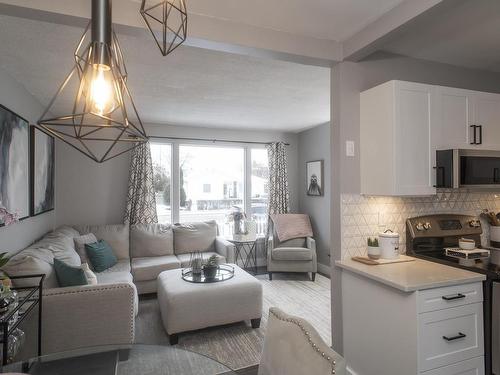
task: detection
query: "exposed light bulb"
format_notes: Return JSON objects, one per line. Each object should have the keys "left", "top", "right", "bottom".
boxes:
{"left": 88, "top": 64, "right": 117, "bottom": 116}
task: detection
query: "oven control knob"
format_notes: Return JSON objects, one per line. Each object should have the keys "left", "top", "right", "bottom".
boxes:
{"left": 416, "top": 222, "right": 425, "bottom": 231}
{"left": 469, "top": 219, "right": 481, "bottom": 228}
{"left": 423, "top": 222, "right": 432, "bottom": 230}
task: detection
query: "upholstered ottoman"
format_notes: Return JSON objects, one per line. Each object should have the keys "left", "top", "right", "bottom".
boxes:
{"left": 157, "top": 264, "right": 263, "bottom": 344}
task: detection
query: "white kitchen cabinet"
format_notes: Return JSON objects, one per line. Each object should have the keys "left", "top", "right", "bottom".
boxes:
{"left": 472, "top": 92, "right": 500, "bottom": 149}
{"left": 360, "top": 80, "right": 437, "bottom": 196}
{"left": 434, "top": 86, "right": 473, "bottom": 149}
{"left": 341, "top": 270, "right": 484, "bottom": 375}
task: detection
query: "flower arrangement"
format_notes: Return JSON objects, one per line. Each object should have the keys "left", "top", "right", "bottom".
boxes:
{"left": 227, "top": 206, "right": 246, "bottom": 222}
{"left": 0, "top": 205, "right": 18, "bottom": 226}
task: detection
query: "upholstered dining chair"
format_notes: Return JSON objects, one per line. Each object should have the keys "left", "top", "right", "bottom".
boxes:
{"left": 258, "top": 307, "right": 345, "bottom": 375}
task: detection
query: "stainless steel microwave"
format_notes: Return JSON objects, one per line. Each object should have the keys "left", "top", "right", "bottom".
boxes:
{"left": 436, "top": 149, "right": 500, "bottom": 188}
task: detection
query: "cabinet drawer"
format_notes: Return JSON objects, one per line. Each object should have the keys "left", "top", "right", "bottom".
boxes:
{"left": 418, "top": 282, "right": 483, "bottom": 313}
{"left": 419, "top": 303, "right": 483, "bottom": 372}
{"left": 420, "top": 356, "right": 484, "bottom": 375}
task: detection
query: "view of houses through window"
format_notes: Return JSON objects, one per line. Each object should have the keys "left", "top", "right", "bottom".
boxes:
{"left": 151, "top": 143, "right": 269, "bottom": 235}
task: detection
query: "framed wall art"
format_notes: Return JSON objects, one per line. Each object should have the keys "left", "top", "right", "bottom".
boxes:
{"left": 0, "top": 104, "right": 30, "bottom": 225}
{"left": 30, "top": 126, "right": 55, "bottom": 216}
{"left": 306, "top": 160, "right": 324, "bottom": 197}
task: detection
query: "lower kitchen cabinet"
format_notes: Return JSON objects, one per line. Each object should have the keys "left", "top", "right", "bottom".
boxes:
{"left": 341, "top": 270, "right": 484, "bottom": 375}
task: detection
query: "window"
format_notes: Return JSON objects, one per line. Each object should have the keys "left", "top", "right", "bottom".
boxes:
{"left": 179, "top": 145, "right": 244, "bottom": 229}
{"left": 151, "top": 143, "right": 172, "bottom": 224}
{"left": 251, "top": 148, "right": 269, "bottom": 235}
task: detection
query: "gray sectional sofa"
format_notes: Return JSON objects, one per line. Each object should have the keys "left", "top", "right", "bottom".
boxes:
{"left": 5, "top": 220, "right": 235, "bottom": 355}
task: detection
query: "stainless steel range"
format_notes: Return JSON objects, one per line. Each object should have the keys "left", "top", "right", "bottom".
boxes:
{"left": 406, "top": 214, "right": 500, "bottom": 375}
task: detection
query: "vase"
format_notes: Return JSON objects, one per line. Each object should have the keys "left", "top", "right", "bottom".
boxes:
{"left": 234, "top": 218, "right": 242, "bottom": 235}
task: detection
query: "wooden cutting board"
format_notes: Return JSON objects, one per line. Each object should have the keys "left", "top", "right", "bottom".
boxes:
{"left": 352, "top": 255, "right": 416, "bottom": 265}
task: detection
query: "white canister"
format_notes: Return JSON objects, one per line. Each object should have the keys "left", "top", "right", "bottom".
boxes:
{"left": 379, "top": 230, "right": 400, "bottom": 259}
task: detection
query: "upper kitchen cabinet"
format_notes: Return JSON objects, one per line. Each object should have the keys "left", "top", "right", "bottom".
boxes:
{"left": 435, "top": 87, "right": 500, "bottom": 150}
{"left": 360, "top": 80, "right": 437, "bottom": 196}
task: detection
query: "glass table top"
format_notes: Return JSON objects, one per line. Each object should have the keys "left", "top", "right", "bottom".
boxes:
{"left": 3, "top": 344, "right": 237, "bottom": 375}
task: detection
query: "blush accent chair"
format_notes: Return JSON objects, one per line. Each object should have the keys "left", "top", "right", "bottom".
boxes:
{"left": 267, "top": 222, "right": 317, "bottom": 281}
{"left": 258, "top": 307, "right": 346, "bottom": 375}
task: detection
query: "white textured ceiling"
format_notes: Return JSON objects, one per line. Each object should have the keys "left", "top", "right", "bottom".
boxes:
{"left": 380, "top": 0, "right": 500, "bottom": 73}
{"left": 0, "top": 15, "right": 330, "bottom": 131}
{"left": 185, "top": 0, "right": 406, "bottom": 42}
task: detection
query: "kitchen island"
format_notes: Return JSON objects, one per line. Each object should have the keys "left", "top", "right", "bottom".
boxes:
{"left": 336, "top": 257, "right": 487, "bottom": 375}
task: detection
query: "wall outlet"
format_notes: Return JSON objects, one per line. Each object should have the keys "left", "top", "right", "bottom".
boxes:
{"left": 346, "top": 141, "right": 355, "bottom": 157}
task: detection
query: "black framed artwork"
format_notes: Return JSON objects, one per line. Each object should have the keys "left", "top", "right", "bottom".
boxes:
{"left": 306, "top": 160, "right": 324, "bottom": 197}
{"left": 0, "top": 104, "right": 30, "bottom": 225}
{"left": 30, "top": 126, "right": 55, "bottom": 216}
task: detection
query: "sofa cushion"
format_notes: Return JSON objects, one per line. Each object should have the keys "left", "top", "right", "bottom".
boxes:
{"left": 35, "top": 232, "right": 81, "bottom": 267}
{"left": 271, "top": 247, "right": 313, "bottom": 261}
{"left": 85, "top": 240, "right": 118, "bottom": 273}
{"left": 74, "top": 233, "right": 98, "bottom": 265}
{"left": 173, "top": 221, "right": 217, "bottom": 255}
{"left": 130, "top": 224, "right": 174, "bottom": 258}
{"left": 75, "top": 224, "right": 130, "bottom": 260}
{"left": 54, "top": 258, "right": 88, "bottom": 287}
{"left": 95, "top": 260, "right": 132, "bottom": 284}
{"left": 4, "top": 256, "right": 59, "bottom": 289}
{"left": 53, "top": 226, "right": 81, "bottom": 238}
{"left": 176, "top": 252, "right": 226, "bottom": 268}
{"left": 131, "top": 256, "right": 180, "bottom": 282}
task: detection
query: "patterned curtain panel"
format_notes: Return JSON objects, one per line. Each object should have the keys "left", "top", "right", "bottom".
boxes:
{"left": 124, "top": 142, "right": 158, "bottom": 225}
{"left": 267, "top": 142, "right": 290, "bottom": 215}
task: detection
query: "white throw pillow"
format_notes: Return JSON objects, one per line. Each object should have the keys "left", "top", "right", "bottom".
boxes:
{"left": 73, "top": 233, "right": 98, "bottom": 266}
{"left": 81, "top": 263, "right": 98, "bottom": 285}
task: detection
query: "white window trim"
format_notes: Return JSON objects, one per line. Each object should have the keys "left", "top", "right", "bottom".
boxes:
{"left": 151, "top": 138, "right": 267, "bottom": 225}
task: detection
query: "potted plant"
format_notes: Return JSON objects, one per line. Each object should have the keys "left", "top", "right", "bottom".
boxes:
{"left": 203, "top": 255, "right": 219, "bottom": 279}
{"left": 367, "top": 237, "right": 381, "bottom": 260}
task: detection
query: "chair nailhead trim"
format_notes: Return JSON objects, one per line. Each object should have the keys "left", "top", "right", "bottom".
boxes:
{"left": 269, "top": 309, "right": 336, "bottom": 374}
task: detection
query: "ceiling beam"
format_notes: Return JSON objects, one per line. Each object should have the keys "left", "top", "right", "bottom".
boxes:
{"left": 342, "top": 0, "right": 443, "bottom": 61}
{"left": 0, "top": 0, "right": 341, "bottom": 67}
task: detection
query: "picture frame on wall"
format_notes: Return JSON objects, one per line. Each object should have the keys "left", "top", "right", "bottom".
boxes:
{"left": 306, "top": 160, "right": 324, "bottom": 197}
{"left": 30, "top": 126, "right": 55, "bottom": 216}
{"left": 0, "top": 103, "right": 30, "bottom": 226}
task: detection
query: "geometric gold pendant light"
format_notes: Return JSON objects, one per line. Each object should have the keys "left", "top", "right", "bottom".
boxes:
{"left": 140, "top": 0, "right": 188, "bottom": 56}
{"left": 38, "top": 0, "right": 148, "bottom": 163}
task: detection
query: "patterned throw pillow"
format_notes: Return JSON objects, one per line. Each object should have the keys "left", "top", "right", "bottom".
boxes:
{"left": 74, "top": 233, "right": 98, "bottom": 266}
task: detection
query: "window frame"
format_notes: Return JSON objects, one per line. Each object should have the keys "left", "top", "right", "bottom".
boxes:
{"left": 151, "top": 138, "right": 267, "bottom": 227}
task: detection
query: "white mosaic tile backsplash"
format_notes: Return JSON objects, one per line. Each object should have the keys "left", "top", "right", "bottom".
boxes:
{"left": 341, "top": 190, "right": 500, "bottom": 259}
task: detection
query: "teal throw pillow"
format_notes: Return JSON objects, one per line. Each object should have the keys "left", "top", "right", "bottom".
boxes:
{"left": 53, "top": 258, "right": 88, "bottom": 287}
{"left": 85, "top": 240, "right": 118, "bottom": 273}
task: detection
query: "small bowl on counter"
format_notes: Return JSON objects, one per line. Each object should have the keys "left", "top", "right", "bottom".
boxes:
{"left": 458, "top": 238, "right": 476, "bottom": 250}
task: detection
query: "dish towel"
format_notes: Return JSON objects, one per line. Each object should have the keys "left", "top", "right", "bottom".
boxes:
{"left": 271, "top": 214, "right": 313, "bottom": 242}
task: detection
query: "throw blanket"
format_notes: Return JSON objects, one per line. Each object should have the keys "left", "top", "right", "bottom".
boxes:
{"left": 271, "top": 214, "right": 313, "bottom": 242}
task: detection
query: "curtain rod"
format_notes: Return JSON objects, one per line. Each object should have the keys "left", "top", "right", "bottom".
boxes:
{"left": 148, "top": 135, "right": 290, "bottom": 146}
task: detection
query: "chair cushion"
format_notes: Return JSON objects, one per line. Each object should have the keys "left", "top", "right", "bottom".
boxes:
{"left": 74, "top": 224, "right": 130, "bottom": 260}
{"left": 53, "top": 258, "right": 88, "bottom": 287}
{"left": 85, "top": 240, "right": 118, "bottom": 273}
{"left": 272, "top": 247, "right": 313, "bottom": 261}
{"left": 277, "top": 237, "right": 306, "bottom": 248}
{"left": 131, "top": 256, "right": 180, "bottom": 282}
{"left": 130, "top": 224, "right": 174, "bottom": 258}
{"left": 176, "top": 252, "right": 226, "bottom": 268}
{"left": 173, "top": 221, "right": 218, "bottom": 255}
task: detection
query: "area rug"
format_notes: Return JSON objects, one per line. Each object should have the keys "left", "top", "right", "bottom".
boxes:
{"left": 134, "top": 273, "right": 331, "bottom": 371}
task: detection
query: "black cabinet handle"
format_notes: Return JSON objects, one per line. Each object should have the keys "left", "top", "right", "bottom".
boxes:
{"left": 495, "top": 168, "right": 499, "bottom": 183}
{"left": 442, "top": 293, "right": 465, "bottom": 301}
{"left": 478, "top": 125, "right": 483, "bottom": 145}
{"left": 443, "top": 332, "right": 466, "bottom": 341}
{"left": 470, "top": 125, "right": 477, "bottom": 145}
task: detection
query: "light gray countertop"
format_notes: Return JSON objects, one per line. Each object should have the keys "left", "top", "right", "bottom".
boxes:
{"left": 335, "top": 256, "right": 486, "bottom": 292}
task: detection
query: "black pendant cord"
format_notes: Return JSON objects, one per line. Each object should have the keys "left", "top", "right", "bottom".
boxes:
{"left": 148, "top": 135, "right": 290, "bottom": 146}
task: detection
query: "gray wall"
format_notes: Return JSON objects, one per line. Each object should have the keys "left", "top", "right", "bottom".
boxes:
{"left": 0, "top": 67, "right": 55, "bottom": 254}
{"left": 298, "top": 123, "right": 330, "bottom": 268}
{"left": 55, "top": 122, "right": 299, "bottom": 226}
{"left": 330, "top": 52, "right": 500, "bottom": 354}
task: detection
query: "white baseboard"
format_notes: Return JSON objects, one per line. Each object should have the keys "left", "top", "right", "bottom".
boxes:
{"left": 318, "top": 262, "right": 331, "bottom": 276}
